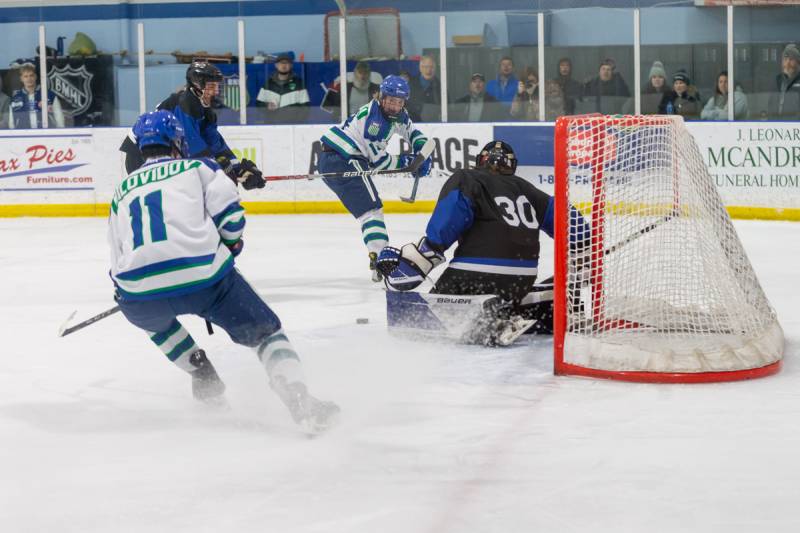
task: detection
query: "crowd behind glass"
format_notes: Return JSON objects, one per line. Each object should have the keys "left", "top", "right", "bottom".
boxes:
{"left": 1, "top": 11, "right": 799, "bottom": 129}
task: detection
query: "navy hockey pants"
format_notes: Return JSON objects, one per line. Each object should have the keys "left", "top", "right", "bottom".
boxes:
{"left": 118, "top": 268, "right": 282, "bottom": 348}
{"left": 319, "top": 151, "right": 382, "bottom": 218}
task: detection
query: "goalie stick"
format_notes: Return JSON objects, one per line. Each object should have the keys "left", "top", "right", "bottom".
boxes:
{"left": 263, "top": 138, "right": 435, "bottom": 198}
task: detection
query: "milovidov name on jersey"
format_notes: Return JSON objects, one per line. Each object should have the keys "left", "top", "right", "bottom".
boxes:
{"left": 112, "top": 160, "right": 202, "bottom": 213}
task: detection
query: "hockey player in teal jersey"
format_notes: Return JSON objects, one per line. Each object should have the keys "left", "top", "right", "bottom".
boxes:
{"left": 318, "top": 75, "right": 433, "bottom": 282}
{"left": 108, "top": 110, "right": 339, "bottom": 433}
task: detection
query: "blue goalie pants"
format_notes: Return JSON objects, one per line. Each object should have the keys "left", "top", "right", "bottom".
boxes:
{"left": 117, "top": 268, "right": 282, "bottom": 348}
{"left": 319, "top": 150, "right": 382, "bottom": 218}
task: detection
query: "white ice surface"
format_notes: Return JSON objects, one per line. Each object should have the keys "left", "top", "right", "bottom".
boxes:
{"left": 0, "top": 214, "right": 798, "bottom": 533}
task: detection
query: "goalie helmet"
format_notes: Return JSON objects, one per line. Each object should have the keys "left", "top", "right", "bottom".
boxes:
{"left": 186, "top": 61, "right": 223, "bottom": 92}
{"left": 133, "top": 110, "right": 187, "bottom": 156}
{"left": 476, "top": 140, "right": 517, "bottom": 176}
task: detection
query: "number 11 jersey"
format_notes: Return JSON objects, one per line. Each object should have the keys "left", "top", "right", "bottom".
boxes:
{"left": 108, "top": 157, "right": 245, "bottom": 301}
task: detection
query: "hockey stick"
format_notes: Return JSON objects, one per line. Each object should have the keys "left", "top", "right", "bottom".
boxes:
{"left": 58, "top": 305, "right": 120, "bottom": 337}
{"left": 263, "top": 138, "right": 435, "bottom": 183}
{"left": 58, "top": 306, "right": 215, "bottom": 337}
{"left": 604, "top": 213, "right": 675, "bottom": 256}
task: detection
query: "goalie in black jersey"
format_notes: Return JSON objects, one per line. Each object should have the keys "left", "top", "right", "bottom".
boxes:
{"left": 376, "top": 140, "right": 589, "bottom": 345}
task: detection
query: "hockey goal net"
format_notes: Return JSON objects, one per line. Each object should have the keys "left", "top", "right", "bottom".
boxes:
{"left": 324, "top": 8, "right": 402, "bottom": 61}
{"left": 553, "top": 114, "right": 784, "bottom": 383}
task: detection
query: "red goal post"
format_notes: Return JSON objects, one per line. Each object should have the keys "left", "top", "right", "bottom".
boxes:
{"left": 553, "top": 114, "right": 784, "bottom": 383}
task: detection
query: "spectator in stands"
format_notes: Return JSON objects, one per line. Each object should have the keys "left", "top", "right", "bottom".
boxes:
{"left": 701, "top": 70, "right": 748, "bottom": 121}
{"left": 659, "top": 69, "right": 701, "bottom": 119}
{"left": 551, "top": 57, "right": 581, "bottom": 115}
{"left": 511, "top": 67, "right": 540, "bottom": 120}
{"left": 542, "top": 80, "right": 566, "bottom": 120}
{"left": 511, "top": 69, "right": 565, "bottom": 122}
{"left": 767, "top": 43, "right": 800, "bottom": 119}
{"left": 322, "top": 61, "right": 380, "bottom": 115}
{"left": 486, "top": 56, "right": 519, "bottom": 108}
{"left": 255, "top": 53, "right": 310, "bottom": 124}
{"left": 641, "top": 61, "right": 668, "bottom": 115}
{"left": 407, "top": 55, "right": 441, "bottom": 122}
{"left": 452, "top": 73, "right": 502, "bottom": 122}
{"left": 583, "top": 58, "right": 630, "bottom": 115}
{"left": 0, "top": 77, "right": 9, "bottom": 129}
{"left": 8, "top": 63, "right": 65, "bottom": 129}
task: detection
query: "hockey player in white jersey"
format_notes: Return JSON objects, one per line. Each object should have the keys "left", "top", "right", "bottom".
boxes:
{"left": 319, "top": 75, "right": 433, "bottom": 282}
{"left": 108, "top": 110, "right": 339, "bottom": 433}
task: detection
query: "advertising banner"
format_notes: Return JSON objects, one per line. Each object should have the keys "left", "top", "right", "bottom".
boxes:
{"left": 690, "top": 122, "right": 800, "bottom": 209}
{"left": 0, "top": 121, "right": 798, "bottom": 219}
{"left": 0, "top": 133, "right": 95, "bottom": 193}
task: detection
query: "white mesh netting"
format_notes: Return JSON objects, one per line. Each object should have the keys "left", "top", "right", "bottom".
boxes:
{"left": 326, "top": 10, "right": 401, "bottom": 60}
{"left": 560, "top": 115, "right": 783, "bottom": 374}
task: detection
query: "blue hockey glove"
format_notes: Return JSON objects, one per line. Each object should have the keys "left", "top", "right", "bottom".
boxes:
{"left": 376, "top": 246, "right": 425, "bottom": 291}
{"left": 415, "top": 156, "right": 432, "bottom": 178}
{"left": 398, "top": 154, "right": 432, "bottom": 178}
{"left": 227, "top": 239, "right": 244, "bottom": 257}
{"left": 376, "top": 238, "right": 445, "bottom": 291}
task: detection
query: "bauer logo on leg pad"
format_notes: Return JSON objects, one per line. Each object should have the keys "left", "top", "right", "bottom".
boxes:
{"left": 386, "top": 291, "right": 501, "bottom": 340}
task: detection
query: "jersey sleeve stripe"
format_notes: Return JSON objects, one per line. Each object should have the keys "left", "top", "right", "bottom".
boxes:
{"left": 328, "top": 127, "right": 361, "bottom": 153}
{"left": 221, "top": 217, "right": 245, "bottom": 233}
{"left": 212, "top": 201, "right": 245, "bottom": 227}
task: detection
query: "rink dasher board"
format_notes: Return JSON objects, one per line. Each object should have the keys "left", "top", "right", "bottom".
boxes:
{"left": 0, "top": 122, "right": 798, "bottom": 220}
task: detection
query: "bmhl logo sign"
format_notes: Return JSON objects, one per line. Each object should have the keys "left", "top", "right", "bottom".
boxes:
{"left": 48, "top": 65, "right": 94, "bottom": 116}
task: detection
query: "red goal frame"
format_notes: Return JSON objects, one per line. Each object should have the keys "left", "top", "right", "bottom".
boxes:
{"left": 552, "top": 114, "right": 781, "bottom": 383}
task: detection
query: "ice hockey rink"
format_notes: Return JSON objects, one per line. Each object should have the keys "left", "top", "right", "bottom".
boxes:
{"left": 1, "top": 213, "right": 798, "bottom": 533}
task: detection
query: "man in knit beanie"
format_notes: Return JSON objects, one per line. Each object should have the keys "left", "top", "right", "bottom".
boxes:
{"left": 769, "top": 43, "right": 800, "bottom": 118}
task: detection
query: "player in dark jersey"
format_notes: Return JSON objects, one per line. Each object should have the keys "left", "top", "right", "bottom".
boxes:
{"left": 119, "top": 61, "right": 264, "bottom": 190}
{"left": 376, "top": 140, "right": 589, "bottom": 342}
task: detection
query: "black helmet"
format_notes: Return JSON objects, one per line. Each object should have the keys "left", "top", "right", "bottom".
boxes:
{"left": 476, "top": 140, "right": 517, "bottom": 175}
{"left": 186, "top": 61, "right": 223, "bottom": 92}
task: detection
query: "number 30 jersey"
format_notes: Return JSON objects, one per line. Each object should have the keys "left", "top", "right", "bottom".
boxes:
{"left": 424, "top": 168, "right": 555, "bottom": 277}
{"left": 108, "top": 157, "right": 245, "bottom": 301}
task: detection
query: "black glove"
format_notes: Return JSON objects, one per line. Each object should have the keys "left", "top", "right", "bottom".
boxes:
{"left": 234, "top": 159, "right": 265, "bottom": 190}
{"left": 215, "top": 156, "right": 265, "bottom": 190}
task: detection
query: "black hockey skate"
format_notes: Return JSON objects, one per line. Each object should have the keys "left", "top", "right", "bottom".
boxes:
{"left": 188, "top": 349, "right": 228, "bottom": 407}
{"left": 270, "top": 376, "right": 340, "bottom": 434}
{"left": 369, "top": 251, "right": 383, "bottom": 283}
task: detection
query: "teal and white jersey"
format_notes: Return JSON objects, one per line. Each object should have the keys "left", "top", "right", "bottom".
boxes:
{"left": 320, "top": 99, "right": 428, "bottom": 170}
{"left": 108, "top": 157, "right": 245, "bottom": 301}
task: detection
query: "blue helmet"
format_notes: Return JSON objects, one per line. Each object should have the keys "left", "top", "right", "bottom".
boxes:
{"left": 379, "top": 75, "right": 410, "bottom": 100}
{"left": 133, "top": 110, "right": 186, "bottom": 156}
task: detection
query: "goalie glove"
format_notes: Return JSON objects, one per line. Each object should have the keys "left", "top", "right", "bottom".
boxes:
{"left": 376, "top": 237, "right": 445, "bottom": 291}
